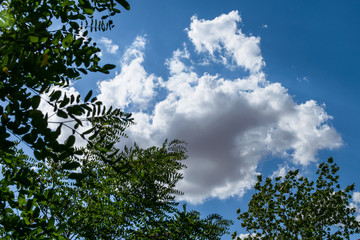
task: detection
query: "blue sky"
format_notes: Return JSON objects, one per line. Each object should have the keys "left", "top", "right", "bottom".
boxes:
{"left": 68, "top": 0, "right": 360, "bottom": 238}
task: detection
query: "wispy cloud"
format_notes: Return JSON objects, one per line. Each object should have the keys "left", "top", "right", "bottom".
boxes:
{"left": 270, "top": 164, "right": 294, "bottom": 179}
{"left": 297, "top": 76, "right": 309, "bottom": 82}
{"left": 96, "top": 11, "right": 342, "bottom": 204}
{"left": 99, "top": 37, "right": 119, "bottom": 54}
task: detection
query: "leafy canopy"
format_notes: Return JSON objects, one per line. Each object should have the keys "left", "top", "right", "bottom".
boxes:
{"left": 233, "top": 158, "right": 360, "bottom": 240}
{"left": 1, "top": 131, "right": 232, "bottom": 239}
{"left": 0, "top": 0, "right": 132, "bottom": 163}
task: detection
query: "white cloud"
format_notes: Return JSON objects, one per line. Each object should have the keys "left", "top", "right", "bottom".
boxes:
{"left": 75, "top": 27, "right": 88, "bottom": 41}
{"left": 351, "top": 192, "right": 360, "bottom": 222}
{"left": 97, "top": 36, "right": 161, "bottom": 110}
{"left": 99, "top": 37, "right": 119, "bottom": 54}
{"left": 186, "top": 10, "right": 264, "bottom": 73}
{"left": 96, "top": 11, "right": 342, "bottom": 204}
{"left": 270, "top": 164, "right": 293, "bottom": 179}
{"left": 353, "top": 192, "right": 360, "bottom": 203}
{"left": 236, "top": 233, "right": 261, "bottom": 239}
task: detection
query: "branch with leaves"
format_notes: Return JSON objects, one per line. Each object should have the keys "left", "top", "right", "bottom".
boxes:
{"left": 0, "top": 0, "right": 131, "bottom": 162}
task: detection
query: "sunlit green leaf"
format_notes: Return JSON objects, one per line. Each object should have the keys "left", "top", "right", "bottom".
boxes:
{"left": 62, "top": 33, "right": 73, "bottom": 48}
{"left": 84, "top": 7, "right": 94, "bottom": 15}
{"left": 29, "top": 36, "right": 39, "bottom": 43}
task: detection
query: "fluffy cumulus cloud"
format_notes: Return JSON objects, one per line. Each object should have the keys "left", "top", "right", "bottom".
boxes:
{"left": 97, "top": 36, "right": 161, "bottom": 110}
{"left": 186, "top": 11, "right": 264, "bottom": 72}
{"left": 96, "top": 11, "right": 342, "bottom": 204}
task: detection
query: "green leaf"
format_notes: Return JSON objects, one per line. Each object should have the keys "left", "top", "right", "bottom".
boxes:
{"left": 13, "top": 125, "right": 30, "bottom": 135}
{"left": 50, "top": 90, "right": 62, "bottom": 102}
{"left": 84, "top": 7, "right": 94, "bottom": 15}
{"left": 34, "top": 150, "right": 42, "bottom": 160}
{"left": 67, "top": 105, "right": 83, "bottom": 116}
{"left": 47, "top": 217, "right": 55, "bottom": 229}
{"left": 59, "top": 95, "right": 70, "bottom": 108}
{"left": 115, "top": 0, "right": 130, "bottom": 10}
{"left": 2, "top": 54, "right": 9, "bottom": 66}
{"left": 22, "top": 133, "right": 32, "bottom": 144}
{"left": 57, "top": 109, "right": 68, "bottom": 118}
{"left": 68, "top": 172, "right": 86, "bottom": 180}
{"left": 74, "top": 150, "right": 83, "bottom": 155}
{"left": 5, "top": 208, "right": 13, "bottom": 214}
{"left": 84, "top": 90, "right": 92, "bottom": 102}
{"left": 31, "top": 95, "right": 41, "bottom": 109}
{"left": 62, "top": 33, "right": 74, "bottom": 48}
{"left": 57, "top": 224, "right": 66, "bottom": 234}
{"left": 29, "top": 36, "right": 39, "bottom": 43}
{"left": 40, "top": 36, "right": 48, "bottom": 43}
{"left": 102, "top": 64, "right": 116, "bottom": 70}
{"left": 82, "top": 127, "right": 94, "bottom": 135}
{"left": 62, "top": 161, "right": 81, "bottom": 170}
{"left": 78, "top": 68, "right": 87, "bottom": 74}
{"left": 33, "top": 207, "right": 40, "bottom": 219}
{"left": 29, "top": 110, "right": 43, "bottom": 118}
{"left": 18, "top": 194, "right": 26, "bottom": 206}
{"left": 65, "top": 135, "right": 76, "bottom": 146}
{"left": 70, "top": 95, "right": 75, "bottom": 104}
{"left": 69, "top": 21, "right": 79, "bottom": 30}
{"left": 91, "top": 97, "right": 97, "bottom": 103}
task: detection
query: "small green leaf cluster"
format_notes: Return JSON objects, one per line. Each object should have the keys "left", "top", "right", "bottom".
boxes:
{"left": 233, "top": 158, "right": 360, "bottom": 240}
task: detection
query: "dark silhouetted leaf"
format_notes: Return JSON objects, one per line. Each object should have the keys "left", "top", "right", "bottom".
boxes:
{"left": 84, "top": 90, "right": 92, "bottom": 102}
{"left": 62, "top": 161, "right": 81, "bottom": 170}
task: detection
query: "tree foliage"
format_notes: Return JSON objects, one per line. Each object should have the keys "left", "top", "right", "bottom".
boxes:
{"left": 0, "top": 0, "right": 132, "bottom": 161}
{"left": 1, "top": 136, "right": 231, "bottom": 239}
{"left": 233, "top": 158, "right": 360, "bottom": 240}
{"left": 0, "top": 0, "right": 232, "bottom": 239}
